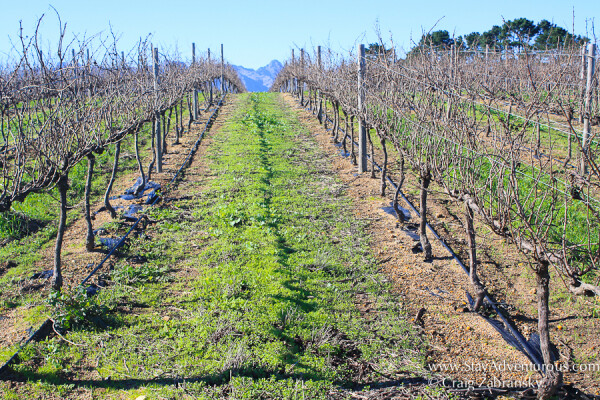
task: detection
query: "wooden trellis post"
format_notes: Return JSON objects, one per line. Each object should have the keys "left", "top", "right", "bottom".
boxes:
{"left": 292, "top": 49, "right": 296, "bottom": 95}
{"left": 208, "top": 48, "right": 213, "bottom": 105}
{"left": 300, "top": 48, "right": 305, "bottom": 105}
{"left": 192, "top": 43, "right": 198, "bottom": 120}
{"left": 153, "top": 47, "right": 162, "bottom": 173}
{"left": 582, "top": 43, "right": 596, "bottom": 175}
{"left": 317, "top": 46, "right": 323, "bottom": 123}
{"left": 357, "top": 44, "right": 368, "bottom": 173}
{"left": 72, "top": 49, "right": 78, "bottom": 97}
{"left": 221, "top": 44, "right": 224, "bottom": 93}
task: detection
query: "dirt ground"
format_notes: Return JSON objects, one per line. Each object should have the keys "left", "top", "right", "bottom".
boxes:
{"left": 280, "top": 93, "right": 600, "bottom": 398}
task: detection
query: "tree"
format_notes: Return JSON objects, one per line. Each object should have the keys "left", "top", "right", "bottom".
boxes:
{"left": 534, "top": 19, "right": 586, "bottom": 49}
{"left": 410, "top": 18, "right": 587, "bottom": 54}
{"left": 365, "top": 43, "right": 394, "bottom": 61}
{"left": 454, "top": 35, "right": 464, "bottom": 49}
{"left": 464, "top": 32, "right": 482, "bottom": 50}
{"left": 501, "top": 18, "right": 539, "bottom": 49}
{"left": 481, "top": 25, "right": 503, "bottom": 50}
{"left": 418, "top": 30, "right": 454, "bottom": 49}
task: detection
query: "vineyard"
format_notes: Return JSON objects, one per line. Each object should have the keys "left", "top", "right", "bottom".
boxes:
{"left": 272, "top": 39, "right": 600, "bottom": 398}
{"left": 0, "top": 17, "right": 599, "bottom": 400}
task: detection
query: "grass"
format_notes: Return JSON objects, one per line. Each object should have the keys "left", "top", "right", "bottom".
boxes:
{"left": 0, "top": 93, "right": 436, "bottom": 399}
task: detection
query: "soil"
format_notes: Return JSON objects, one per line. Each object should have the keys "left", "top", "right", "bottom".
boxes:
{"left": 281, "top": 93, "right": 600, "bottom": 398}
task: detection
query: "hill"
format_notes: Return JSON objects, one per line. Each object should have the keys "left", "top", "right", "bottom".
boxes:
{"left": 233, "top": 60, "right": 282, "bottom": 92}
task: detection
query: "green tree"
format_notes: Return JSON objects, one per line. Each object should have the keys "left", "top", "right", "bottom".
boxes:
{"left": 366, "top": 43, "right": 390, "bottom": 56}
{"left": 501, "top": 18, "right": 539, "bottom": 49}
{"left": 534, "top": 19, "right": 586, "bottom": 49}
{"left": 365, "top": 43, "right": 394, "bottom": 61}
{"left": 455, "top": 35, "right": 464, "bottom": 49}
{"left": 481, "top": 25, "right": 503, "bottom": 50}
{"left": 408, "top": 18, "right": 587, "bottom": 54}
{"left": 418, "top": 30, "right": 454, "bottom": 49}
{"left": 464, "top": 32, "right": 482, "bottom": 50}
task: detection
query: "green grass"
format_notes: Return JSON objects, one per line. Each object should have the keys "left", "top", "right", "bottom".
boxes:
{"left": 0, "top": 93, "right": 435, "bottom": 399}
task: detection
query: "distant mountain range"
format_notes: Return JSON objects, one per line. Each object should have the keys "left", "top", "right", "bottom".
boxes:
{"left": 233, "top": 60, "right": 283, "bottom": 92}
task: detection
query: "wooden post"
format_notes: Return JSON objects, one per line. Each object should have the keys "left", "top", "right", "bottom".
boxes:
{"left": 580, "top": 45, "right": 587, "bottom": 123}
{"left": 582, "top": 43, "right": 596, "bottom": 175}
{"left": 317, "top": 46, "right": 323, "bottom": 123}
{"left": 221, "top": 44, "right": 224, "bottom": 93}
{"left": 446, "top": 45, "right": 455, "bottom": 120}
{"left": 317, "top": 45, "right": 321, "bottom": 68}
{"left": 300, "top": 48, "right": 305, "bottom": 105}
{"left": 86, "top": 49, "right": 91, "bottom": 97}
{"left": 192, "top": 43, "right": 198, "bottom": 120}
{"left": 153, "top": 47, "right": 162, "bottom": 173}
{"left": 72, "top": 49, "right": 78, "bottom": 97}
{"left": 208, "top": 48, "right": 213, "bottom": 105}
{"left": 580, "top": 45, "right": 587, "bottom": 80}
{"left": 357, "top": 44, "right": 368, "bottom": 173}
{"left": 292, "top": 49, "right": 296, "bottom": 95}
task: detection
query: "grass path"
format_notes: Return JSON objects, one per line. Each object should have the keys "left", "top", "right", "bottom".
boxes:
{"left": 1, "top": 93, "right": 439, "bottom": 399}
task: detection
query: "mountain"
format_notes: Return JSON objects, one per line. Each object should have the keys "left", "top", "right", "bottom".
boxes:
{"left": 233, "top": 60, "right": 283, "bottom": 92}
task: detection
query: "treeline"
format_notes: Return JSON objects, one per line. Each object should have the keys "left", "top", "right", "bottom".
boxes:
{"left": 413, "top": 17, "right": 588, "bottom": 51}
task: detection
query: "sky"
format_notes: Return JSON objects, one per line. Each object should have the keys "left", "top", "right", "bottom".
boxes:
{"left": 0, "top": 0, "right": 598, "bottom": 70}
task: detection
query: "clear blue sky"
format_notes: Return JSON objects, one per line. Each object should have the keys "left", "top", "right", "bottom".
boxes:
{"left": 0, "top": 0, "right": 597, "bottom": 70}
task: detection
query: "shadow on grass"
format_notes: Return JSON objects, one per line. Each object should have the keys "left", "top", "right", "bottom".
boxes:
{"left": 3, "top": 361, "right": 342, "bottom": 391}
